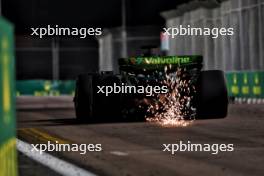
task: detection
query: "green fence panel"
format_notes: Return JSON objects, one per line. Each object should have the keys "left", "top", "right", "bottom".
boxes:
{"left": 226, "top": 72, "right": 242, "bottom": 97}
{"left": 241, "top": 72, "right": 251, "bottom": 98}
{"left": 57, "top": 80, "right": 75, "bottom": 95}
{"left": 16, "top": 80, "right": 75, "bottom": 96}
{"left": 251, "top": 72, "right": 264, "bottom": 98}
{"left": 226, "top": 71, "right": 264, "bottom": 98}
{"left": 0, "top": 17, "right": 17, "bottom": 176}
{"left": 16, "top": 80, "right": 50, "bottom": 95}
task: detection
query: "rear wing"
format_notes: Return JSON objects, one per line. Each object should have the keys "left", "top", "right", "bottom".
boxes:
{"left": 118, "top": 56, "right": 203, "bottom": 73}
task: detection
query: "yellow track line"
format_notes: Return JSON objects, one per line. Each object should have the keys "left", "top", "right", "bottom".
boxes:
{"left": 18, "top": 128, "right": 71, "bottom": 144}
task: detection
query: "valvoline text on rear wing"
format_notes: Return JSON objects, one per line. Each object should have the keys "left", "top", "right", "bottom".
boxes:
{"left": 118, "top": 56, "right": 203, "bottom": 73}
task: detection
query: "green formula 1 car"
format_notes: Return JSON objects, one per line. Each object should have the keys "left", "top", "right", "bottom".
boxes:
{"left": 74, "top": 56, "right": 228, "bottom": 122}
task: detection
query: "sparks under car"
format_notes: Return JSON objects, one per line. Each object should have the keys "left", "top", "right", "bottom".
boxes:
{"left": 74, "top": 56, "right": 228, "bottom": 122}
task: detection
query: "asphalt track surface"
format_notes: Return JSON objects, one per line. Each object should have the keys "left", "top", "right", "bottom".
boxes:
{"left": 17, "top": 97, "right": 264, "bottom": 176}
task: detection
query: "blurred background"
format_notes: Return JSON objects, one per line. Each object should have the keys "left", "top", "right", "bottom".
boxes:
{"left": 1, "top": 0, "right": 263, "bottom": 99}
{"left": 1, "top": 1, "right": 264, "bottom": 176}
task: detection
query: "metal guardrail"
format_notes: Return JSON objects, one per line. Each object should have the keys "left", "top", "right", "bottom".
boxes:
{"left": 162, "top": 0, "right": 264, "bottom": 71}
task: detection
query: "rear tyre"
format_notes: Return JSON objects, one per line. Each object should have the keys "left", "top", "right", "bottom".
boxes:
{"left": 196, "top": 70, "right": 228, "bottom": 119}
{"left": 74, "top": 73, "right": 122, "bottom": 122}
{"left": 74, "top": 73, "right": 96, "bottom": 121}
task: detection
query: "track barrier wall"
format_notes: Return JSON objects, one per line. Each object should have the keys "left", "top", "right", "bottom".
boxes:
{"left": 226, "top": 71, "right": 264, "bottom": 99}
{"left": 16, "top": 80, "right": 75, "bottom": 96}
{"left": 0, "top": 17, "right": 18, "bottom": 176}
{"left": 16, "top": 71, "right": 264, "bottom": 100}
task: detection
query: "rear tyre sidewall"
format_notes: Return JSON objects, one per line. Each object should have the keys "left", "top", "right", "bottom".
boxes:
{"left": 196, "top": 70, "right": 228, "bottom": 119}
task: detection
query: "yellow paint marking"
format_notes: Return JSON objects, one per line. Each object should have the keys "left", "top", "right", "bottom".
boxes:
{"left": 254, "top": 74, "right": 260, "bottom": 84}
{"left": 233, "top": 74, "right": 237, "bottom": 85}
{"left": 231, "top": 86, "right": 239, "bottom": 95}
{"left": 243, "top": 73, "right": 248, "bottom": 84}
{"left": 1, "top": 37, "right": 8, "bottom": 50}
{"left": 242, "top": 86, "right": 249, "bottom": 95}
{"left": 44, "top": 81, "right": 52, "bottom": 92}
{"left": 0, "top": 138, "right": 17, "bottom": 176}
{"left": 2, "top": 53, "right": 11, "bottom": 124}
{"left": 253, "top": 86, "right": 261, "bottom": 95}
{"left": 18, "top": 128, "right": 71, "bottom": 144}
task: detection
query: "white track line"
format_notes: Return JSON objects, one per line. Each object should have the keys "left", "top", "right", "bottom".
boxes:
{"left": 109, "top": 151, "right": 129, "bottom": 156}
{"left": 17, "top": 139, "right": 97, "bottom": 176}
